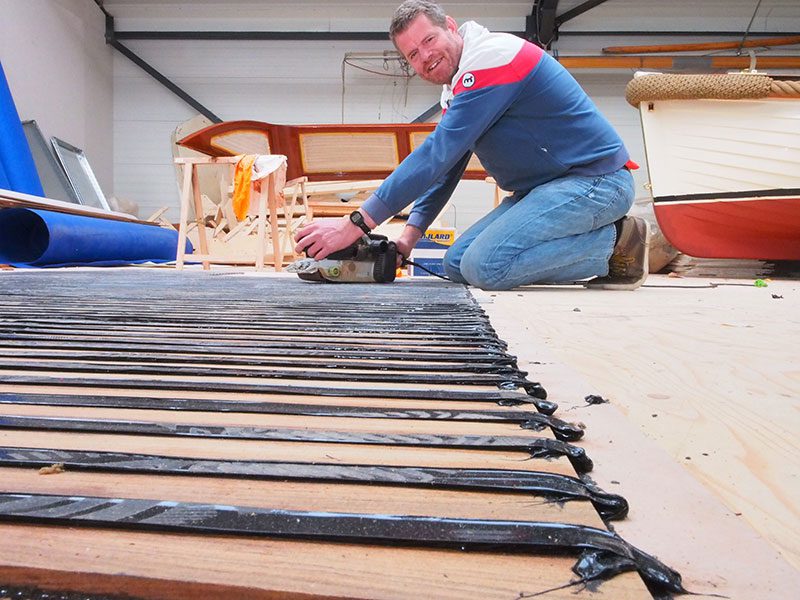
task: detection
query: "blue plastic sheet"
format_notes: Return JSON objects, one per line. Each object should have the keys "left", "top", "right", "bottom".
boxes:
{"left": 0, "top": 208, "right": 192, "bottom": 267}
{"left": 0, "top": 62, "right": 44, "bottom": 196}
{"left": 0, "top": 156, "right": 9, "bottom": 189}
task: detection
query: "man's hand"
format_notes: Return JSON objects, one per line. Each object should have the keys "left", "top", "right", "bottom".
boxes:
{"left": 294, "top": 212, "right": 374, "bottom": 259}
{"left": 394, "top": 224, "right": 424, "bottom": 267}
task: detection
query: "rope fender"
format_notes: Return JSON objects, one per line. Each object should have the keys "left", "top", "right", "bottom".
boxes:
{"left": 625, "top": 72, "right": 800, "bottom": 107}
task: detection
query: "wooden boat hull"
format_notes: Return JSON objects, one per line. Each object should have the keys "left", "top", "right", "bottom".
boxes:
{"left": 638, "top": 95, "right": 800, "bottom": 259}
{"left": 654, "top": 191, "right": 800, "bottom": 259}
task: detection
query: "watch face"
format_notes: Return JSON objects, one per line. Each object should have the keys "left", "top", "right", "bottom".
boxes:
{"left": 351, "top": 211, "right": 369, "bottom": 232}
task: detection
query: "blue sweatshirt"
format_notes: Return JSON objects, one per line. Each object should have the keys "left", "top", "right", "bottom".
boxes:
{"left": 361, "top": 21, "right": 629, "bottom": 231}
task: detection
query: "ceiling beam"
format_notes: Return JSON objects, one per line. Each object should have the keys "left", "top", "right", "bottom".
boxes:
{"left": 555, "top": 0, "right": 611, "bottom": 27}
{"left": 100, "top": 9, "right": 222, "bottom": 122}
{"left": 526, "top": 0, "right": 559, "bottom": 48}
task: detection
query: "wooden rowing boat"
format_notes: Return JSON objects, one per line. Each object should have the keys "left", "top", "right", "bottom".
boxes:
{"left": 632, "top": 72, "right": 800, "bottom": 259}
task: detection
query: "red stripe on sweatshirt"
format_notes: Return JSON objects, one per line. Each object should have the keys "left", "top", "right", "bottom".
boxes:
{"left": 453, "top": 42, "right": 544, "bottom": 95}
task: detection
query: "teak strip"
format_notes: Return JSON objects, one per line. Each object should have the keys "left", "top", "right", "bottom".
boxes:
{"left": 0, "top": 524, "right": 652, "bottom": 599}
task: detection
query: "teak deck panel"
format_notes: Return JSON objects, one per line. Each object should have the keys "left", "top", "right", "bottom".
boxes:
{"left": 0, "top": 271, "right": 658, "bottom": 598}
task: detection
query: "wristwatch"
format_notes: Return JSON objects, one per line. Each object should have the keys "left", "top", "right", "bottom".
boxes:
{"left": 349, "top": 210, "right": 371, "bottom": 234}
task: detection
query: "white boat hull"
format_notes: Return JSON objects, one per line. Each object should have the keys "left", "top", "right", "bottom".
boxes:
{"left": 638, "top": 95, "right": 800, "bottom": 259}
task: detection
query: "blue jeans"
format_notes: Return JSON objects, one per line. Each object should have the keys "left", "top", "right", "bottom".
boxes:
{"left": 443, "top": 167, "right": 635, "bottom": 290}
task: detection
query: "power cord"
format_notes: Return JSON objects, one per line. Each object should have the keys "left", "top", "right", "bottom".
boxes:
{"left": 402, "top": 258, "right": 451, "bottom": 281}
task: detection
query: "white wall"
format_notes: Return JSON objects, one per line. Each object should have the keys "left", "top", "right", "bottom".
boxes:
{"left": 112, "top": 37, "right": 643, "bottom": 228}
{"left": 113, "top": 37, "right": 445, "bottom": 220}
{"left": 0, "top": 0, "right": 114, "bottom": 195}
{"left": 109, "top": 0, "right": 799, "bottom": 226}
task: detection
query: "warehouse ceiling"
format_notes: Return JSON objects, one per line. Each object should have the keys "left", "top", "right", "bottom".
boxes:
{"left": 98, "top": 0, "right": 800, "bottom": 39}
{"left": 95, "top": 0, "right": 799, "bottom": 92}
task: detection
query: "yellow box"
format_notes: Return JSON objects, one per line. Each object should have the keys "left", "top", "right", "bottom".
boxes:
{"left": 410, "top": 228, "right": 456, "bottom": 276}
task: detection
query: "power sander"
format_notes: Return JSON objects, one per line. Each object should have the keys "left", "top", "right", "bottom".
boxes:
{"left": 287, "top": 234, "right": 398, "bottom": 283}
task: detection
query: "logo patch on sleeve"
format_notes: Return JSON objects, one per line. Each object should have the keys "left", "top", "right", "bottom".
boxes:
{"left": 461, "top": 72, "right": 475, "bottom": 88}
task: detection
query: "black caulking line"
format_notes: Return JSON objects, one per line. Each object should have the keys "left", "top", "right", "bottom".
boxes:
{"left": 0, "top": 331, "right": 508, "bottom": 357}
{"left": 0, "top": 315, "right": 499, "bottom": 339}
{"left": 0, "top": 324, "right": 502, "bottom": 348}
{"left": 0, "top": 328, "right": 505, "bottom": 354}
{"left": 0, "top": 336, "right": 518, "bottom": 365}
{"left": 0, "top": 300, "right": 491, "bottom": 314}
{"left": 0, "top": 393, "right": 581, "bottom": 441}
{"left": 0, "top": 302, "right": 491, "bottom": 317}
{"left": 0, "top": 348, "right": 523, "bottom": 376}
{"left": 0, "top": 314, "right": 492, "bottom": 330}
{"left": 0, "top": 492, "right": 683, "bottom": 594}
{"left": 0, "top": 415, "right": 591, "bottom": 472}
{"left": 0, "top": 375, "right": 555, "bottom": 414}
{"left": 0, "top": 446, "right": 624, "bottom": 519}
{"left": 0, "top": 359, "right": 537, "bottom": 391}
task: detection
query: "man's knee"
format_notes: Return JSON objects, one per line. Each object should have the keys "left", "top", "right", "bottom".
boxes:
{"left": 442, "top": 249, "right": 467, "bottom": 283}
{"left": 459, "top": 251, "right": 512, "bottom": 291}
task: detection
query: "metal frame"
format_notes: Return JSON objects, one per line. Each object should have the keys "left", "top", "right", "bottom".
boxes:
{"left": 21, "top": 121, "right": 80, "bottom": 204}
{"left": 50, "top": 137, "right": 111, "bottom": 211}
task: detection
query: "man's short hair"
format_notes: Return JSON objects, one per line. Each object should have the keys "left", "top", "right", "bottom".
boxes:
{"left": 389, "top": 1, "right": 447, "bottom": 42}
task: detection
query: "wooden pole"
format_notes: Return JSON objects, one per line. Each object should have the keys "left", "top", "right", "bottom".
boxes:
{"left": 603, "top": 35, "right": 800, "bottom": 55}
{"left": 557, "top": 55, "right": 800, "bottom": 69}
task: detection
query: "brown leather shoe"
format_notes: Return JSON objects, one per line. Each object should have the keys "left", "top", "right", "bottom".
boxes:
{"left": 586, "top": 216, "right": 650, "bottom": 290}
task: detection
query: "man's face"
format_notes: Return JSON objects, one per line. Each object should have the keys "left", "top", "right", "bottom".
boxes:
{"left": 394, "top": 14, "right": 463, "bottom": 85}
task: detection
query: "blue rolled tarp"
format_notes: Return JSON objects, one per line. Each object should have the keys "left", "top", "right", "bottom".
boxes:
{"left": 0, "top": 62, "right": 44, "bottom": 196}
{"left": 0, "top": 208, "right": 192, "bottom": 267}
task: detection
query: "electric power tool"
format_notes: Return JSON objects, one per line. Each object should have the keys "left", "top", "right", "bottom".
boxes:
{"left": 287, "top": 234, "right": 398, "bottom": 283}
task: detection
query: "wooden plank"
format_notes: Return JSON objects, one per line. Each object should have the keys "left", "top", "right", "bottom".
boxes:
{"left": 0, "top": 383, "right": 539, "bottom": 412}
{"left": 0, "top": 352, "right": 479, "bottom": 370}
{"left": 603, "top": 35, "right": 800, "bottom": 54}
{"left": 0, "top": 188, "right": 151, "bottom": 225}
{"left": 301, "top": 180, "right": 382, "bottom": 195}
{"left": 0, "top": 431, "right": 576, "bottom": 474}
{"left": 2, "top": 468, "right": 602, "bottom": 524}
{"left": 0, "top": 524, "right": 651, "bottom": 599}
{"left": 0, "top": 357, "right": 526, "bottom": 382}
{"left": 557, "top": 55, "right": 800, "bottom": 69}
{"left": 0, "top": 404, "right": 552, "bottom": 438}
{"left": 0, "top": 369, "right": 517, "bottom": 393}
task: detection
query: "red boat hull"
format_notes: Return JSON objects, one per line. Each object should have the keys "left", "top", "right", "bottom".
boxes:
{"left": 653, "top": 193, "right": 800, "bottom": 260}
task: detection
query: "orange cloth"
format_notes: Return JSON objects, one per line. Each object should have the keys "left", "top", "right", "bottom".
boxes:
{"left": 232, "top": 154, "right": 258, "bottom": 221}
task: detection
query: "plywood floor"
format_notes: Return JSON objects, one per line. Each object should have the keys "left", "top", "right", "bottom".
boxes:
{"left": 479, "top": 273, "right": 800, "bottom": 599}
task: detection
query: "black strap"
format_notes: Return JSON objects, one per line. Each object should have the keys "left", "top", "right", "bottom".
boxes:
{"left": 0, "top": 414, "right": 592, "bottom": 473}
{"left": 0, "top": 393, "right": 581, "bottom": 441}
{"left": 0, "top": 374, "right": 555, "bottom": 413}
{"left": 0, "top": 492, "right": 684, "bottom": 595}
{"left": 0, "top": 446, "right": 624, "bottom": 519}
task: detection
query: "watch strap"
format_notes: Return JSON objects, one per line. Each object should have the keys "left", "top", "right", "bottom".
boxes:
{"left": 349, "top": 211, "right": 371, "bottom": 234}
